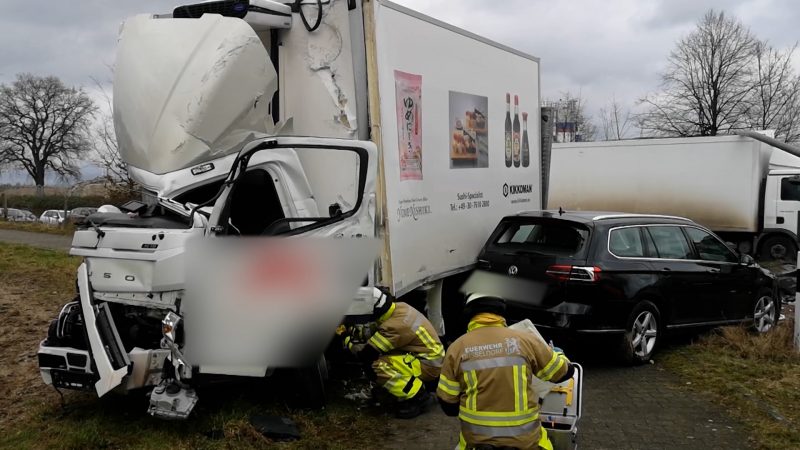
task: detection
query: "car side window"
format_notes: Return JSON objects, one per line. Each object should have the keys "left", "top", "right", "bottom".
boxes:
{"left": 684, "top": 227, "right": 738, "bottom": 263}
{"left": 646, "top": 226, "right": 692, "bottom": 259}
{"left": 609, "top": 227, "right": 645, "bottom": 257}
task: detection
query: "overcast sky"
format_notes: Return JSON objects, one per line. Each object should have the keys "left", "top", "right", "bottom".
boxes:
{"left": 1, "top": 0, "right": 799, "bottom": 182}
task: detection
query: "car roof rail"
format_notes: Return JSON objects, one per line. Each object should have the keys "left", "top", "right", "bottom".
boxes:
{"left": 591, "top": 213, "right": 694, "bottom": 222}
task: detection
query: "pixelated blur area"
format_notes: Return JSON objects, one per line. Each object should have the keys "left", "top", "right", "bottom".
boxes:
{"left": 459, "top": 269, "right": 547, "bottom": 305}
{"left": 182, "top": 236, "right": 379, "bottom": 374}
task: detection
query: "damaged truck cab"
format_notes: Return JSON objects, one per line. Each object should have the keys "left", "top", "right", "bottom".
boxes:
{"left": 38, "top": 0, "right": 547, "bottom": 419}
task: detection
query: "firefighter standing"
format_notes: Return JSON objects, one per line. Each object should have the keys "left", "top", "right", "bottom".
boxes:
{"left": 436, "top": 294, "right": 575, "bottom": 450}
{"left": 344, "top": 287, "right": 445, "bottom": 419}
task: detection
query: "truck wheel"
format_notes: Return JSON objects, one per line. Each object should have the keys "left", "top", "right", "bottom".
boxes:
{"left": 294, "top": 355, "right": 328, "bottom": 409}
{"left": 758, "top": 236, "right": 797, "bottom": 263}
{"left": 618, "top": 301, "right": 661, "bottom": 365}
{"left": 752, "top": 289, "right": 779, "bottom": 334}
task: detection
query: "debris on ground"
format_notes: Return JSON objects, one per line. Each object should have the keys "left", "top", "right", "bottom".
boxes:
{"left": 249, "top": 415, "right": 301, "bottom": 441}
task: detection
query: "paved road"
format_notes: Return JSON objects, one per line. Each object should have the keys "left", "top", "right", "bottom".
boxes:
{"left": 0, "top": 229, "right": 72, "bottom": 251}
{"left": 386, "top": 356, "right": 750, "bottom": 450}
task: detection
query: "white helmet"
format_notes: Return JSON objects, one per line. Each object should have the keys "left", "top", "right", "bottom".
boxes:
{"left": 372, "top": 287, "right": 393, "bottom": 318}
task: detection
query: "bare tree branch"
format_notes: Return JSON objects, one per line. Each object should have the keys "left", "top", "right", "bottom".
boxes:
{"left": 0, "top": 73, "right": 96, "bottom": 194}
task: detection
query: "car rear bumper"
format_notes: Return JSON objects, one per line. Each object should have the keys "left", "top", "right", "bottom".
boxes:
{"left": 506, "top": 300, "right": 627, "bottom": 335}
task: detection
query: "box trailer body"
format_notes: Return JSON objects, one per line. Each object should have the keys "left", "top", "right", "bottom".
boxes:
{"left": 548, "top": 134, "right": 800, "bottom": 259}
{"left": 37, "top": 0, "right": 543, "bottom": 418}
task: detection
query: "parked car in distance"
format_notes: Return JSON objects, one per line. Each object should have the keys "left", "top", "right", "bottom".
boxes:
{"left": 1, "top": 208, "right": 37, "bottom": 222}
{"left": 476, "top": 210, "right": 780, "bottom": 364}
{"left": 39, "top": 209, "right": 66, "bottom": 225}
{"left": 67, "top": 207, "right": 98, "bottom": 224}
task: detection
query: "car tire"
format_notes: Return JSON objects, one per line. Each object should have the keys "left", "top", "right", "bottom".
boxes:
{"left": 618, "top": 301, "right": 661, "bottom": 365}
{"left": 751, "top": 289, "right": 779, "bottom": 334}
{"left": 758, "top": 235, "right": 797, "bottom": 263}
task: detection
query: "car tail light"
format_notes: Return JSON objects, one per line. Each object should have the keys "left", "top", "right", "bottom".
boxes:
{"left": 546, "top": 265, "right": 601, "bottom": 282}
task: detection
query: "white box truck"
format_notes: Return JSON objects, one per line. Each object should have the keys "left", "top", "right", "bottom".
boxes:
{"left": 548, "top": 132, "right": 800, "bottom": 262}
{"left": 36, "top": 0, "right": 544, "bottom": 418}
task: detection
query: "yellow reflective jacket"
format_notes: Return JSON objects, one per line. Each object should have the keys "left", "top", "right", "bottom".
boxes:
{"left": 367, "top": 302, "right": 445, "bottom": 380}
{"left": 437, "top": 313, "right": 570, "bottom": 450}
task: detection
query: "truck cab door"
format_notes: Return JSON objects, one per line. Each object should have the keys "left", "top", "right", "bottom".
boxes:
{"left": 182, "top": 136, "right": 378, "bottom": 378}
{"left": 772, "top": 174, "right": 800, "bottom": 235}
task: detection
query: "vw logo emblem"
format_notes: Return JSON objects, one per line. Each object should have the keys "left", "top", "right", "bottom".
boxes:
{"left": 508, "top": 265, "right": 518, "bottom": 276}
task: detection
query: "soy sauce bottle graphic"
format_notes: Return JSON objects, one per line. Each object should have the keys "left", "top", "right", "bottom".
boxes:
{"left": 513, "top": 95, "right": 521, "bottom": 167}
{"left": 505, "top": 93, "right": 513, "bottom": 167}
{"left": 522, "top": 112, "right": 530, "bottom": 167}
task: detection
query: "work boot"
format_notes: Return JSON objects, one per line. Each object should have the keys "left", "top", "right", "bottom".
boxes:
{"left": 395, "top": 390, "right": 435, "bottom": 419}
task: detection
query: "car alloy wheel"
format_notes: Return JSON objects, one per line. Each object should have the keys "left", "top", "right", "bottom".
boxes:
{"left": 753, "top": 295, "right": 776, "bottom": 333}
{"left": 631, "top": 311, "right": 658, "bottom": 359}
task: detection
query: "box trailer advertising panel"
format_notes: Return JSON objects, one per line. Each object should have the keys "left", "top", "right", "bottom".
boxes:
{"left": 372, "top": 2, "right": 542, "bottom": 295}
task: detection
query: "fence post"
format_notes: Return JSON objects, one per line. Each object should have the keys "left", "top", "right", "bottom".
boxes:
{"left": 1, "top": 192, "right": 6, "bottom": 220}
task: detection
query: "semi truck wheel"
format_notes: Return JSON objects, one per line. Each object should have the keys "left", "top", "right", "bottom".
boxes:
{"left": 291, "top": 355, "right": 328, "bottom": 409}
{"left": 758, "top": 236, "right": 797, "bottom": 263}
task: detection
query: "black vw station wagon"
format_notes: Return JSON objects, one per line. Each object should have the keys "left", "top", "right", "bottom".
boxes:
{"left": 474, "top": 210, "right": 780, "bottom": 363}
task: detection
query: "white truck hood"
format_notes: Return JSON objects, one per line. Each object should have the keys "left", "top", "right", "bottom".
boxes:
{"left": 113, "top": 14, "right": 277, "bottom": 177}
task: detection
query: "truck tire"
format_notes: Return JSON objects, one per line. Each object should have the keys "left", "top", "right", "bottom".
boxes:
{"left": 758, "top": 235, "right": 797, "bottom": 263}
{"left": 292, "top": 355, "right": 328, "bottom": 409}
{"left": 618, "top": 301, "right": 661, "bottom": 365}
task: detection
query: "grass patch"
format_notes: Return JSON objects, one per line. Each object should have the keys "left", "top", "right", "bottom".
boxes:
{"left": 0, "top": 220, "right": 76, "bottom": 236}
{"left": 661, "top": 320, "right": 800, "bottom": 450}
{"left": 0, "top": 243, "right": 386, "bottom": 449}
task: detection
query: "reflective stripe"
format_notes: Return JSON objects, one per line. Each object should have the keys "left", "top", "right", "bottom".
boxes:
{"left": 369, "top": 332, "right": 393, "bottom": 352}
{"left": 461, "top": 356, "right": 526, "bottom": 372}
{"left": 416, "top": 325, "right": 445, "bottom": 363}
{"left": 459, "top": 408, "right": 539, "bottom": 426}
{"left": 462, "top": 420, "right": 540, "bottom": 437}
{"left": 421, "top": 357, "right": 443, "bottom": 368}
{"left": 513, "top": 365, "right": 523, "bottom": 412}
{"left": 464, "top": 370, "right": 478, "bottom": 411}
{"left": 521, "top": 364, "right": 528, "bottom": 412}
{"left": 439, "top": 374, "right": 461, "bottom": 391}
{"left": 538, "top": 353, "right": 566, "bottom": 382}
{"left": 438, "top": 379, "right": 461, "bottom": 396}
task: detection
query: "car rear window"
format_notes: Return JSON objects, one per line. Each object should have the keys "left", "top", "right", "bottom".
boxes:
{"left": 493, "top": 220, "right": 590, "bottom": 256}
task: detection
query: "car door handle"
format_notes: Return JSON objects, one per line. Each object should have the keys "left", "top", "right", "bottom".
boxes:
{"left": 708, "top": 268, "right": 720, "bottom": 274}
{"left": 661, "top": 267, "right": 671, "bottom": 272}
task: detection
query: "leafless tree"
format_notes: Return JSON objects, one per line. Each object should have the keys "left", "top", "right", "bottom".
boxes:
{"left": 638, "top": 10, "right": 758, "bottom": 137}
{"left": 544, "top": 91, "right": 597, "bottom": 142}
{"left": 90, "top": 76, "right": 138, "bottom": 195}
{"left": 599, "top": 95, "right": 633, "bottom": 140}
{"left": 0, "top": 73, "right": 96, "bottom": 195}
{"left": 745, "top": 41, "right": 800, "bottom": 143}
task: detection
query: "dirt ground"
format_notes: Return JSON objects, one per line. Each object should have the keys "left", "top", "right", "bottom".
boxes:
{"left": 0, "top": 276, "right": 67, "bottom": 429}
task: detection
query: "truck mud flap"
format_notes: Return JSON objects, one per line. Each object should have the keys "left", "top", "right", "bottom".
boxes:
{"left": 77, "top": 263, "right": 131, "bottom": 396}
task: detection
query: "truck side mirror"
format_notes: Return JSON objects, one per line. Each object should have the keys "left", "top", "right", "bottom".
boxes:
{"left": 740, "top": 254, "right": 755, "bottom": 266}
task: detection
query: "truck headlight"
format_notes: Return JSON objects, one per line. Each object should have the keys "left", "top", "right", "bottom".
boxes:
{"left": 162, "top": 312, "right": 182, "bottom": 343}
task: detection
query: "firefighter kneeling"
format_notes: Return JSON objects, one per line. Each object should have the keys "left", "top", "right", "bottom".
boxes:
{"left": 344, "top": 287, "right": 444, "bottom": 419}
{"left": 437, "top": 294, "right": 576, "bottom": 450}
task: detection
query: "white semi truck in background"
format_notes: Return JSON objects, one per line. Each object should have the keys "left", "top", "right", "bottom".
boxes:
{"left": 548, "top": 131, "right": 800, "bottom": 263}
{"left": 36, "top": 0, "right": 545, "bottom": 419}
